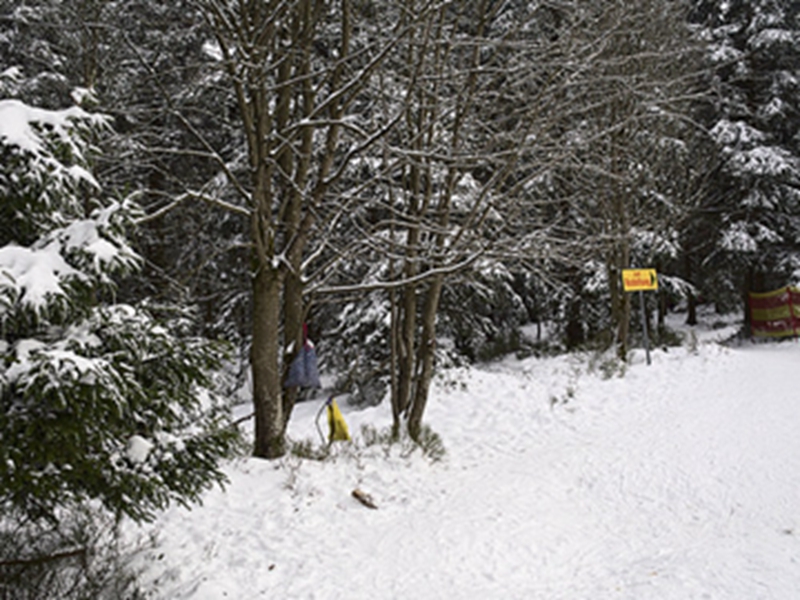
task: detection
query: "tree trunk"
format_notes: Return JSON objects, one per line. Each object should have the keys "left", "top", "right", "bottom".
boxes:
{"left": 743, "top": 266, "right": 764, "bottom": 333}
{"left": 396, "top": 178, "right": 422, "bottom": 418}
{"left": 565, "top": 277, "right": 585, "bottom": 349}
{"left": 685, "top": 251, "right": 697, "bottom": 326}
{"left": 408, "top": 276, "right": 443, "bottom": 441}
{"left": 607, "top": 256, "right": 625, "bottom": 357}
{"left": 252, "top": 263, "right": 285, "bottom": 459}
{"left": 614, "top": 191, "right": 632, "bottom": 361}
{"left": 389, "top": 283, "right": 401, "bottom": 438}
{"left": 397, "top": 283, "right": 417, "bottom": 418}
{"left": 281, "top": 271, "right": 305, "bottom": 436}
{"left": 617, "top": 289, "right": 631, "bottom": 361}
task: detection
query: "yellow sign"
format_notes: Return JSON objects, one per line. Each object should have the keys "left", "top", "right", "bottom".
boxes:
{"left": 622, "top": 268, "right": 658, "bottom": 292}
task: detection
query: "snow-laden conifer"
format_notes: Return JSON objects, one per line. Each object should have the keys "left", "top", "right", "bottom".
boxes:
{"left": 0, "top": 83, "right": 238, "bottom": 526}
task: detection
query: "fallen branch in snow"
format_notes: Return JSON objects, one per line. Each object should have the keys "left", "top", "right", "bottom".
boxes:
{"left": 352, "top": 488, "right": 378, "bottom": 509}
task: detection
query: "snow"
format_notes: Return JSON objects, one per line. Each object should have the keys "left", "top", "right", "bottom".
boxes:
{"left": 729, "top": 146, "right": 796, "bottom": 177}
{"left": 750, "top": 29, "right": 796, "bottom": 51}
{"left": 202, "top": 41, "right": 223, "bottom": 62}
{"left": 5, "top": 327, "right": 111, "bottom": 388}
{"left": 128, "top": 314, "right": 800, "bottom": 599}
{"left": 0, "top": 242, "right": 81, "bottom": 311}
{"left": 53, "top": 217, "right": 127, "bottom": 269}
{"left": 708, "top": 43, "right": 742, "bottom": 65}
{"left": 127, "top": 436, "right": 155, "bottom": 465}
{"left": 70, "top": 86, "right": 96, "bottom": 106}
{"left": 0, "top": 98, "right": 103, "bottom": 188}
{"left": 720, "top": 223, "right": 758, "bottom": 253}
{"left": 710, "top": 119, "right": 765, "bottom": 147}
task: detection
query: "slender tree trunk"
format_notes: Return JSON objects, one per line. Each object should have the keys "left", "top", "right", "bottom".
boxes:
{"left": 743, "top": 265, "right": 764, "bottom": 333}
{"left": 607, "top": 253, "right": 623, "bottom": 353}
{"left": 252, "top": 263, "right": 284, "bottom": 459}
{"left": 566, "top": 273, "right": 584, "bottom": 349}
{"left": 610, "top": 236, "right": 632, "bottom": 361}
{"left": 408, "top": 276, "right": 443, "bottom": 440}
{"left": 617, "top": 277, "right": 632, "bottom": 361}
{"left": 685, "top": 252, "right": 697, "bottom": 326}
{"left": 397, "top": 165, "right": 422, "bottom": 417}
{"left": 614, "top": 185, "right": 632, "bottom": 360}
{"left": 389, "top": 281, "right": 401, "bottom": 437}
{"left": 397, "top": 283, "right": 418, "bottom": 415}
{"left": 281, "top": 272, "right": 304, "bottom": 434}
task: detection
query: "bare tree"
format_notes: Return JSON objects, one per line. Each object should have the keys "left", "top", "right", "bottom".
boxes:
{"left": 520, "top": 0, "right": 707, "bottom": 358}
{"left": 183, "top": 0, "right": 706, "bottom": 455}
{"left": 385, "top": 1, "right": 496, "bottom": 439}
{"left": 320, "top": 1, "right": 573, "bottom": 438}
{"left": 195, "top": 0, "right": 423, "bottom": 457}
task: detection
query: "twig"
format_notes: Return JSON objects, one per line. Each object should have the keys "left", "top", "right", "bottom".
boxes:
{"left": 0, "top": 547, "right": 86, "bottom": 569}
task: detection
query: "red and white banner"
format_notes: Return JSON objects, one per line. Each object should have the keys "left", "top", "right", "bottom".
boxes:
{"left": 748, "top": 286, "right": 800, "bottom": 338}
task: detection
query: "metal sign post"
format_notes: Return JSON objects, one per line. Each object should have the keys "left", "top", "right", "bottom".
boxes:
{"left": 622, "top": 268, "right": 658, "bottom": 366}
{"left": 638, "top": 290, "right": 651, "bottom": 365}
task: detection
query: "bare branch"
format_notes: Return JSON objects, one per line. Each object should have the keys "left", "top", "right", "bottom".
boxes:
{"left": 311, "top": 252, "right": 484, "bottom": 296}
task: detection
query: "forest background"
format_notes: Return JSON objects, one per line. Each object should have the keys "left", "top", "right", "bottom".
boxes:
{"left": 1, "top": 1, "right": 799, "bottom": 596}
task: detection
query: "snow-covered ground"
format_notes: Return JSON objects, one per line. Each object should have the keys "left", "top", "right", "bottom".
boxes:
{"left": 128, "top": 313, "right": 800, "bottom": 599}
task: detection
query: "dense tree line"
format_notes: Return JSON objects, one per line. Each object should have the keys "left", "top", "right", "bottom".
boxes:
{"left": 687, "top": 0, "right": 800, "bottom": 323}
{"left": 1, "top": 0, "right": 799, "bottom": 595}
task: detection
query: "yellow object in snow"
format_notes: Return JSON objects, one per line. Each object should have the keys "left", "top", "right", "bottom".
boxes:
{"left": 327, "top": 399, "right": 351, "bottom": 442}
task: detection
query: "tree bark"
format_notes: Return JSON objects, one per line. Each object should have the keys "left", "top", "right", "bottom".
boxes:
{"left": 252, "top": 263, "right": 284, "bottom": 459}
{"left": 281, "top": 272, "right": 305, "bottom": 436}
{"left": 685, "top": 252, "right": 697, "bottom": 326}
{"left": 408, "top": 276, "right": 444, "bottom": 441}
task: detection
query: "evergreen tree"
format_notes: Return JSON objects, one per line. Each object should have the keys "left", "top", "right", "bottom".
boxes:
{"left": 0, "top": 0, "right": 253, "bottom": 347}
{"left": 0, "top": 73, "right": 238, "bottom": 525}
{"left": 690, "top": 0, "right": 800, "bottom": 316}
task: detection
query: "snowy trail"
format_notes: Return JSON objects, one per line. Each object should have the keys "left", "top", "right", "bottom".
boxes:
{"left": 517, "top": 346, "right": 797, "bottom": 598}
{"left": 131, "top": 339, "right": 800, "bottom": 599}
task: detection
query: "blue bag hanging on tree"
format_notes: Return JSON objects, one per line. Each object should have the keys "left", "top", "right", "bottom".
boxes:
{"left": 284, "top": 323, "right": 321, "bottom": 389}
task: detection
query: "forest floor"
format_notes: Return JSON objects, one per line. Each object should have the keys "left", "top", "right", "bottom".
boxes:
{"left": 128, "top": 310, "right": 800, "bottom": 599}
